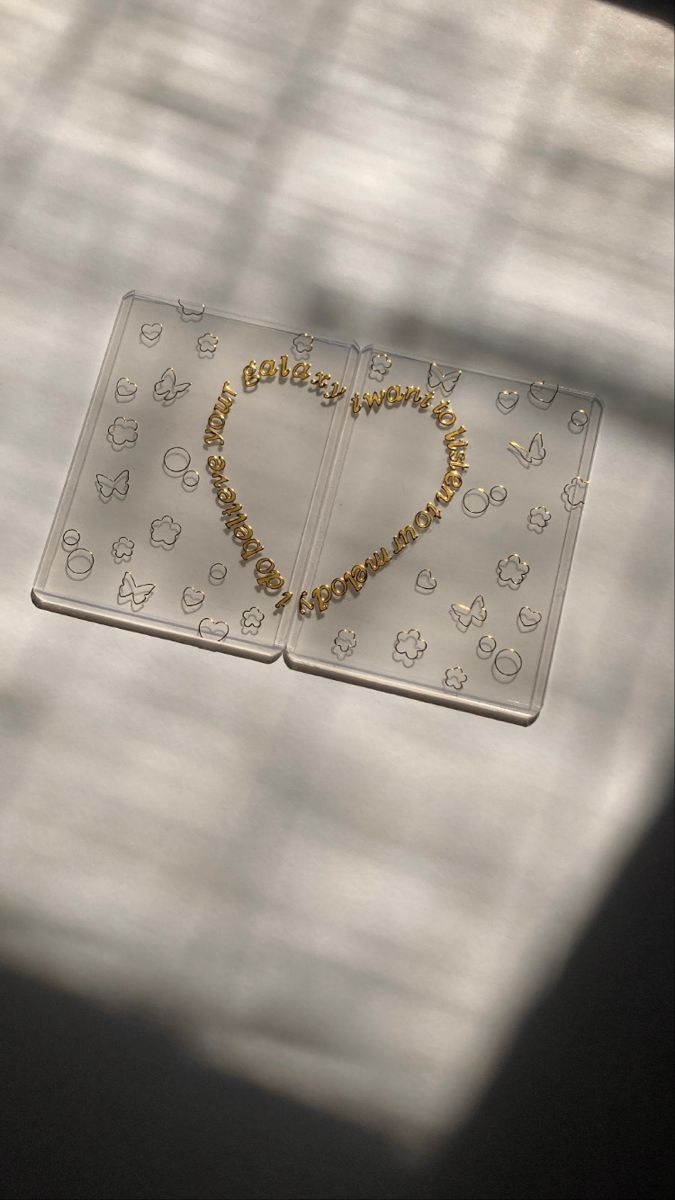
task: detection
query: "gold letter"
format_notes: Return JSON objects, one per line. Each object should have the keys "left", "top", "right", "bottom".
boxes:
{"left": 324, "top": 382, "right": 346, "bottom": 401}
{"left": 292, "top": 361, "right": 311, "bottom": 382}
{"left": 254, "top": 558, "right": 284, "bottom": 591}
{"left": 363, "top": 390, "right": 384, "bottom": 411}
{"left": 216, "top": 487, "right": 236, "bottom": 504}
{"left": 298, "top": 590, "right": 314, "bottom": 615}
{"left": 233, "top": 524, "right": 254, "bottom": 542}
{"left": 223, "top": 502, "right": 248, "bottom": 528}
{"left": 392, "top": 525, "right": 418, "bottom": 553}
{"left": 402, "top": 386, "right": 420, "bottom": 406}
{"left": 225, "top": 512, "right": 248, "bottom": 531}
{"left": 242, "top": 360, "right": 259, "bottom": 388}
{"left": 444, "top": 426, "right": 467, "bottom": 444}
{"left": 365, "top": 547, "right": 391, "bottom": 572}
{"left": 242, "top": 538, "right": 264, "bottom": 560}
{"left": 207, "top": 455, "right": 226, "bottom": 474}
{"left": 204, "top": 432, "right": 224, "bottom": 446}
{"left": 330, "top": 577, "right": 347, "bottom": 598}
{"left": 312, "top": 584, "right": 332, "bottom": 613}
{"left": 343, "top": 564, "right": 367, "bottom": 594}
{"left": 259, "top": 358, "right": 277, "bottom": 379}
{"left": 351, "top": 393, "right": 361, "bottom": 414}
{"left": 255, "top": 557, "right": 276, "bottom": 577}
{"left": 443, "top": 470, "right": 463, "bottom": 490}
{"left": 311, "top": 371, "right": 331, "bottom": 389}
{"left": 432, "top": 402, "right": 456, "bottom": 428}
{"left": 385, "top": 385, "right": 401, "bottom": 406}
{"left": 279, "top": 354, "right": 290, "bottom": 378}
{"left": 414, "top": 509, "right": 432, "bottom": 530}
{"left": 435, "top": 484, "right": 454, "bottom": 505}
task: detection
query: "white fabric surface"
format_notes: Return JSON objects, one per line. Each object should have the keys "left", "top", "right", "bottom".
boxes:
{"left": 0, "top": 0, "right": 672, "bottom": 1148}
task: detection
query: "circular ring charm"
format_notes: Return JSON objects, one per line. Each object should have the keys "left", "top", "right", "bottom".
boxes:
{"left": 462, "top": 488, "right": 490, "bottom": 517}
{"left": 61, "top": 528, "right": 80, "bottom": 550}
{"left": 65, "top": 547, "right": 94, "bottom": 578}
{"left": 163, "top": 446, "right": 191, "bottom": 476}
{"left": 477, "top": 634, "right": 496, "bottom": 658}
{"left": 208, "top": 562, "right": 228, "bottom": 585}
{"left": 568, "top": 409, "right": 588, "bottom": 434}
{"left": 494, "top": 647, "right": 522, "bottom": 681}
{"left": 182, "top": 469, "right": 200, "bottom": 490}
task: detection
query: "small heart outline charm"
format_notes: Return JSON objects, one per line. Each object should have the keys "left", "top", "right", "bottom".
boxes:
{"left": 496, "top": 389, "right": 519, "bottom": 414}
{"left": 182, "top": 586, "right": 205, "bottom": 612}
{"left": 517, "top": 605, "right": 542, "bottom": 632}
{"left": 415, "top": 569, "right": 437, "bottom": 594}
{"left": 198, "top": 617, "right": 229, "bottom": 643}
{"left": 140, "top": 322, "right": 163, "bottom": 345}
{"left": 528, "top": 380, "right": 558, "bottom": 409}
{"left": 115, "top": 377, "right": 138, "bottom": 402}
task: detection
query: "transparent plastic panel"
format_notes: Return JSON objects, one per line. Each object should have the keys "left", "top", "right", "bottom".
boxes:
{"left": 285, "top": 353, "right": 602, "bottom": 724}
{"left": 33, "top": 295, "right": 601, "bottom": 720}
{"left": 33, "top": 293, "right": 357, "bottom": 662}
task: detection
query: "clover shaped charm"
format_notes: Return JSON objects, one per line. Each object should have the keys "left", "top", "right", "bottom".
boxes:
{"left": 527, "top": 505, "right": 551, "bottom": 533}
{"left": 332, "top": 629, "right": 357, "bottom": 661}
{"left": 443, "top": 666, "right": 467, "bottom": 691}
{"left": 497, "top": 553, "right": 529, "bottom": 589}
{"left": 393, "top": 629, "right": 427, "bottom": 667}
{"left": 241, "top": 606, "right": 265, "bottom": 635}
{"left": 197, "top": 332, "right": 219, "bottom": 358}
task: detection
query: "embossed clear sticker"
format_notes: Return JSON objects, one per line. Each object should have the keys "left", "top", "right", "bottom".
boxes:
{"left": 33, "top": 292, "right": 602, "bottom": 723}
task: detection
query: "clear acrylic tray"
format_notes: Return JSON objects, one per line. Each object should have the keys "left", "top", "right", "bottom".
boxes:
{"left": 33, "top": 292, "right": 602, "bottom": 724}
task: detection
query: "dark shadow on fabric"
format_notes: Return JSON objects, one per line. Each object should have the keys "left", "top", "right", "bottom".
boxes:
{"left": 2, "top": 790, "right": 672, "bottom": 1199}
{"left": 413, "top": 791, "right": 674, "bottom": 1200}
{"left": 599, "top": 0, "right": 674, "bottom": 25}
{"left": 0, "top": 968, "right": 408, "bottom": 1200}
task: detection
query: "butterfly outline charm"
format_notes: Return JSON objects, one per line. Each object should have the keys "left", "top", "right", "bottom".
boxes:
{"left": 95, "top": 468, "right": 130, "bottom": 500}
{"left": 117, "top": 570, "right": 155, "bottom": 609}
{"left": 153, "top": 367, "right": 191, "bottom": 405}
{"left": 450, "top": 594, "right": 487, "bottom": 630}
{"left": 428, "top": 362, "right": 462, "bottom": 396}
{"left": 508, "top": 431, "right": 546, "bottom": 468}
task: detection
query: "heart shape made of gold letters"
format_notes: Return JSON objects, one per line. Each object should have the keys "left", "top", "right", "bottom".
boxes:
{"left": 199, "top": 358, "right": 470, "bottom": 619}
